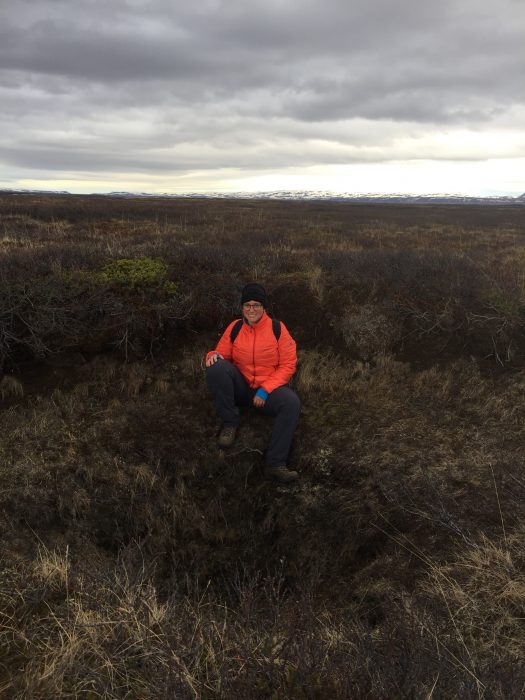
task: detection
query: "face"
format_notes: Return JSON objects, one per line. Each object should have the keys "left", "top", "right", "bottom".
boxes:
{"left": 242, "top": 300, "right": 264, "bottom": 325}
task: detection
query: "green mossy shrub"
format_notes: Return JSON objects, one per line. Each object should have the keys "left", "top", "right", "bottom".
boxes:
{"left": 100, "top": 257, "right": 176, "bottom": 293}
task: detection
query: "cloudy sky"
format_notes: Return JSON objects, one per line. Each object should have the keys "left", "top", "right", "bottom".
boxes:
{"left": 1, "top": 0, "right": 524, "bottom": 195}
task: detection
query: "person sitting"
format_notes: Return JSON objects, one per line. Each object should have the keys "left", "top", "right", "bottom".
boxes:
{"left": 205, "top": 283, "right": 300, "bottom": 483}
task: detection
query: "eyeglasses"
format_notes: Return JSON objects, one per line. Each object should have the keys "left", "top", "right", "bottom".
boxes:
{"left": 242, "top": 303, "right": 263, "bottom": 310}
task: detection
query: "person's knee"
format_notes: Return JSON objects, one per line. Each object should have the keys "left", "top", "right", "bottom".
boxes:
{"left": 205, "top": 358, "right": 231, "bottom": 385}
{"left": 281, "top": 389, "right": 301, "bottom": 417}
{"left": 289, "top": 391, "right": 301, "bottom": 416}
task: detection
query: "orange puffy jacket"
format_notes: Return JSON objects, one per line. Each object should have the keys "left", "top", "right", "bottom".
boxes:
{"left": 206, "top": 312, "right": 297, "bottom": 394}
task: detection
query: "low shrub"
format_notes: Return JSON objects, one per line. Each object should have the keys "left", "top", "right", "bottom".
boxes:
{"left": 340, "top": 303, "right": 403, "bottom": 359}
{"left": 0, "top": 259, "right": 188, "bottom": 368}
{"left": 99, "top": 257, "right": 172, "bottom": 289}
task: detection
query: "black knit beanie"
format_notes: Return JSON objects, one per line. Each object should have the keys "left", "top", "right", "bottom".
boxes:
{"left": 241, "top": 283, "right": 268, "bottom": 308}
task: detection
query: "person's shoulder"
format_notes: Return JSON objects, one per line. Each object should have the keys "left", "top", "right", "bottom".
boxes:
{"left": 225, "top": 318, "right": 242, "bottom": 329}
{"left": 225, "top": 317, "right": 244, "bottom": 337}
{"left": 217, "top": 318, "right": 241, "bottom": 340}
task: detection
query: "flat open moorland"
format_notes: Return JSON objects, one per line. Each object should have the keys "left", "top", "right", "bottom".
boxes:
{"left": 1, "top": 193, "right": 525, "bottom": 698}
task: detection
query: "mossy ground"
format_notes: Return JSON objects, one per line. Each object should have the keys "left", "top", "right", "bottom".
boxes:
{"left": 1, "top": 194, "right": 525, "bottom": 698}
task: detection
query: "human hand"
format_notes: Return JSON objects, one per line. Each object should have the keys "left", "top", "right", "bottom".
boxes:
{"left": 205, "top": 353, "right": 222, "bottom": 367}
{"left": 253, "top": 395, "right": 266, "bottom": 408}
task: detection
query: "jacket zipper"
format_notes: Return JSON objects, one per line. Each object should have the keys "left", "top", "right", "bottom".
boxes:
{"left": 252, "top": 326, "right": 256, "bottom": 387}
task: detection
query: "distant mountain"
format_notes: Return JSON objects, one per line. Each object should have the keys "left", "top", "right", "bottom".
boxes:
{"left": 0, "top": 188, "right": 71, "bottom": 196}
{"left": 105, "top": 190, "right": 525, "bottom": 205}
{"left": 2, "top": 188, "right": 525, "bottom": 205}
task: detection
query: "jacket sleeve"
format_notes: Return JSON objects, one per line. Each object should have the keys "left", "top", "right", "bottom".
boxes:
{"left": 205, "top": 320, "right": 237, "bottom": 362}
{"left": 260, "top": 323, "right": 297, "bottom": 394}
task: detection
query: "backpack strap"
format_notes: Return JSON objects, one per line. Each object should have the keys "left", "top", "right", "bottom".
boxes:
{"left": 229, "top": 318, "right": 244, "bottom": 344}
{"left": 230, "top": 318, "right": 281, "bottom": 343}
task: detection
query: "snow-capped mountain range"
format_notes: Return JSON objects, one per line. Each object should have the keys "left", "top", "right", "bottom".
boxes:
{"left": 2, "top": 188, "right": 525, "bottom": 205}
{"left": 103, "top": 190, "right": 525, "bottom": 205}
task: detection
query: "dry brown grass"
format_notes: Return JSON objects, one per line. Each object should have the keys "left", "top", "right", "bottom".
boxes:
{"left": 0, "top": 375, "right": 23, "bottom": 399}
{"left": 1, "top": 193, "right": 525, "bottom": 697}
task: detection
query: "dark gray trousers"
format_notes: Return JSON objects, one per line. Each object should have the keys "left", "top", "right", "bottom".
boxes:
{"left": 206, "top": 359, "right": 300, "bottom": 468}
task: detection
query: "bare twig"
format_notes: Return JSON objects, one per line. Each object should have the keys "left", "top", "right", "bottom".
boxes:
{"left": 224, "top": 447, "right": 264, "bottom": 458}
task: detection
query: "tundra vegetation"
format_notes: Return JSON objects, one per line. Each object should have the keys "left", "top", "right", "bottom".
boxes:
{"left": 1, "top": 193, "right": 525, "bottom": 698}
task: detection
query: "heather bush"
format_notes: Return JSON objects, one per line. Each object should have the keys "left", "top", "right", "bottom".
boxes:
{"left": 0, "top": 261, "right": 188, "bottom": 367}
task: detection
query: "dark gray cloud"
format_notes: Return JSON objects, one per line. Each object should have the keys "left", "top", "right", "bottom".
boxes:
{"left": 1, "top": 0, "right": 524, "bottom": 190}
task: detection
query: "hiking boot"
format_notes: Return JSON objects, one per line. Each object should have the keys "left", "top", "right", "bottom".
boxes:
{"left": 265, "top": 465, "right": 299, "bottom": 484}
{"left": 217, "top": 425, "right": 237, "bottom": 448}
